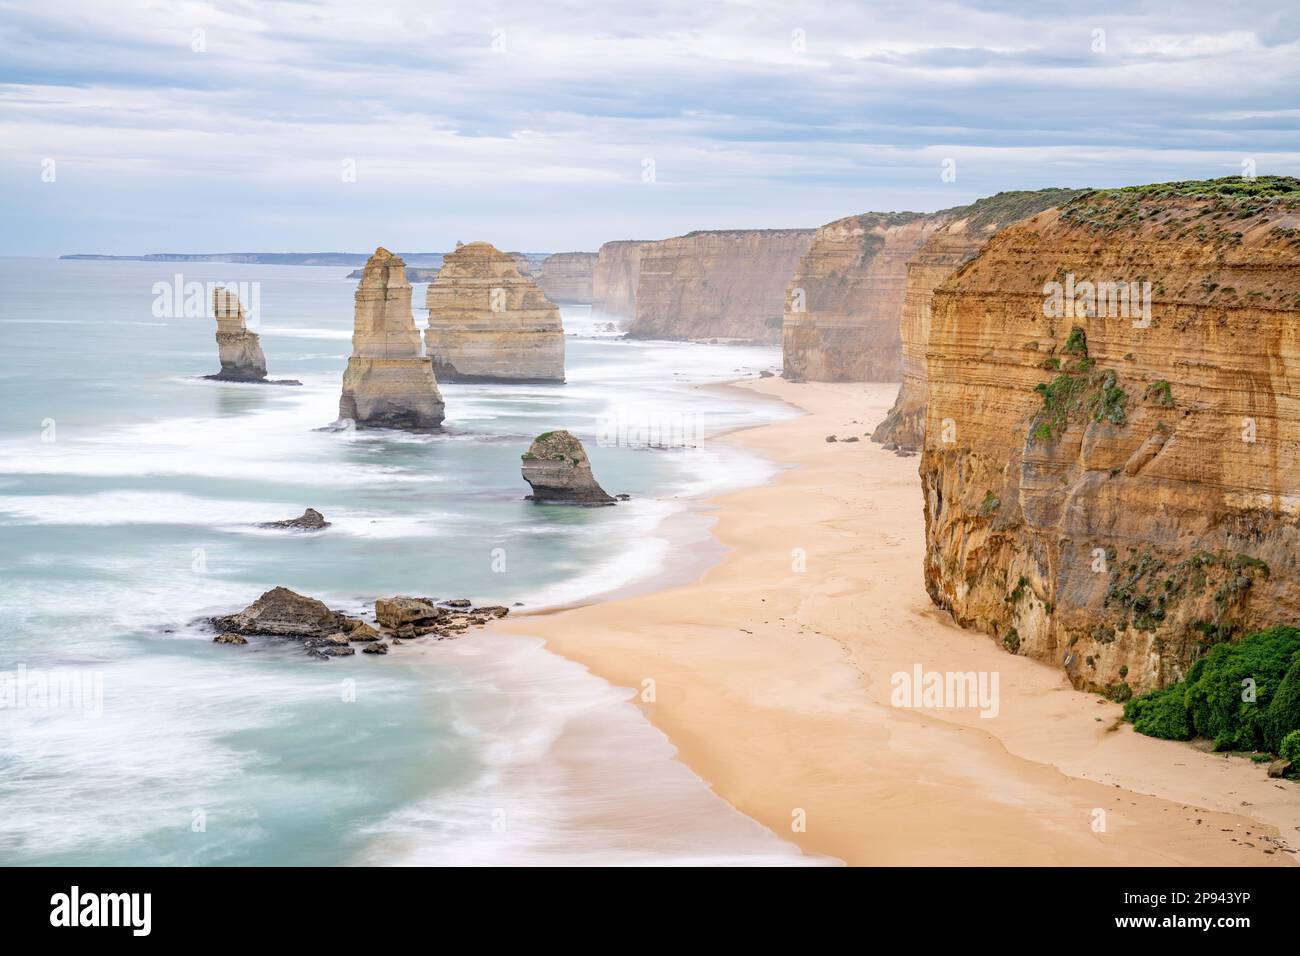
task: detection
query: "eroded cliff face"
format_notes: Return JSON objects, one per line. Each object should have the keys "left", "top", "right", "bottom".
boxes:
{"left": 782, "top": 213, "right": 940, "bottom": 380}
{"left": 627, "top": 229, "right": 815, "bottom": 343}
{"left": 508, "top": 252, "right": 540, "bottom": 278}
{"left": 592, "top": 240, "right": 647, "bottom": 322}
{"left": 339, "top": 247, "right": 445, "bottom": 429}
{"left": 538, "top": 252, "right": 596, "bottom": 304}
{"left": 208, "top": 287, "right": 267, "bottom": 382}
{"left": 920, "top": 178, "right": 1300, "bottom": 696}
{"left": 873, "top": 190, "right": 1084, "bottom": 447}
{"left": 423, "top": 242, "right": 564, "bottom": 383}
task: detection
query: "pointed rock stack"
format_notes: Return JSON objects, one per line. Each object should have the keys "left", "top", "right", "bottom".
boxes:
{"left": 339, "top": 247, "right": 445, "bottom": 429}
{"left": 208, "top": 287, "right": 268, "bottom": 381}
{"left": 424, "top": 242, "right": 565, "bottom": 383}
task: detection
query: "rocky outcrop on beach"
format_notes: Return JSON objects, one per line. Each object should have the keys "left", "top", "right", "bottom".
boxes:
{"left": 872, "top": 190, "right": 1084, "bottom": 448}
{"left": 208, "top": 587, "right": 510, "bottom": 657}
{"left": 628, "top": 229, "right": 815, "bottom": 343}
{"left": 521, "top": 430, "right": 615, "bottom": 504}
{"left": 339, "top": 248, "right": 445, "bottom": 429}
{"left": 591, "top": 240, "right": 647, "bottom": 323}
{"left": 538, "top": 252, "right": 597, "bottom": 303}
{"left": 423, "top": 242, "right": 565, "bottom": 383}
{"left": 258, "top": 508, "right": 329, "bottom": 531}
{"left": 202, "top": 286, "right": 300, "bottom": 384}
{"left": 373, "top": 595, "right": 510, "bottom": 638}
{"left": 211, "top": 586, "right": 358, "bottom": 639}
{"left": 920, "top": 177, "right": 1300, "bottom": 696}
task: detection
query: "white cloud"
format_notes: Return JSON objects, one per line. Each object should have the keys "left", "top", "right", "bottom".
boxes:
{"left": 0, "top": 0, "right": 1297, "bottom": 255}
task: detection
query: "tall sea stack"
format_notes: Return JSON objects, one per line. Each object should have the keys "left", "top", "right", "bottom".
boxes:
{"left": 339, "top": 247, "right": 445, "bottom": 429}
{"left": 920, "top": 177, "right": 1300, "bottom": 695}
{"left": 424, "top": 242, "right": 565, "bottom": 383}
{"left": 207, "top": 287, "right": 268, "bottom": 382}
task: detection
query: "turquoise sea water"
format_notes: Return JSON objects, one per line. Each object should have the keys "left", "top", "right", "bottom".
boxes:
{"left": 0, "top": 258, "right": 817, "bottom": 865}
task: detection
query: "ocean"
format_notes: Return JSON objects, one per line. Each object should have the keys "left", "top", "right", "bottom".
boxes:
{"left": 0, "top": 257, "right": 819, "bottom": 865}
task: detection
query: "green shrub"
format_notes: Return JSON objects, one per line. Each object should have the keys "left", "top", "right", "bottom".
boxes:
{"left": 1185, "top": 625, "right": 1300, "bottom": 750}
{"left": 1264, "top": 653, "right": 1300, "bottom": 752}
{"left": 1280, "top": 730, "right": 1300, "bottom": 764}
{"left": 1063, "top": 326, "right": 1088, "bottom": 356}
{"left": 1123, "top": 683, "right": 1193, "bottom": 740}
{"left": 1124, "top": 625, "right": 1300, "bottom": 751}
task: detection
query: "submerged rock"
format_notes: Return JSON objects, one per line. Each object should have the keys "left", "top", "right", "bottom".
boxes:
{"left": 259, "top": 508, "right": 330, "bottom": 531}
{"left": 339, "top": 248, "right": 445, "bottom": 430}
{"left": 211, "top": 586, "right": 354, "bottom": 639}
{"left": 362, "top": 641, "right": 390, "bottom": 655}
{"left": 213, "top": 633, "right": 248, "bottom": 645}
{"left": 423, "top": 241, "right": 565, "bottom": 383}
{"left": 521, "top": 430, "right": 615, "bottom": 505}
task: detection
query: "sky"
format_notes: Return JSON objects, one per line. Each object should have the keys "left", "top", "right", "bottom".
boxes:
{"left": 2, "top": 0, "right": 1298, "bottom": 257}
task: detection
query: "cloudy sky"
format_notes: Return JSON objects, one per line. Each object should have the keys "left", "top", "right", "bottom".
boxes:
{"left": 2, "top": 0, "right": 1298, "bottom": 256}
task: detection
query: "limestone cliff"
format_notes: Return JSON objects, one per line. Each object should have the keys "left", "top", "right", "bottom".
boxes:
{"left": 920, "top": 177, "right": 1300, "bottom": 696}
{"left": 508, "top": 252, "right": 538, "bottom": 278}
{"left": 206, "top": 287, "right": 267, "bottom": 382}
{"left": 873, "top": 190, "right": 1084, "bottom": 447}
{"left": 339, "top": 247, "right": 445, "bottom": 429}
{"left": 423, "top": 242, "right": 565, "bottom": 383}
{"left": 592, "top": 240, "right": 647, "bottom": 322}
{"left": 629, "top": 229, "right": 815, "bottom": 343}
{"left": 538, "top": 252, "right": 597, "bottom": 304}
{"left": 783, "top": 211, "right": 961, "bottom": 381}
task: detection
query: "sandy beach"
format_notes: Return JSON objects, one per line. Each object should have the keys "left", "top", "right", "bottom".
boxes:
{"left": 499, "top": 378, "right": 1300, "bottom": 866}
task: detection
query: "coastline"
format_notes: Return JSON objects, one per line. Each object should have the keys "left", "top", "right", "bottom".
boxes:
{"left": 497, "top": 378, "right": 1300, "bottom": 866}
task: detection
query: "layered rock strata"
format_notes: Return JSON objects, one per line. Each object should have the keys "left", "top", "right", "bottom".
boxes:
{"left": 591, "top": 240, "right": 647, "bottom": 322}
{"left": 339, "top": 248, "right": 445, "bottom": 429}
{"left": 423, "top": 242, "right": 565, "bottom": 383}
{"left": 920, "top": 177, "right": 1300, "bottom": 696}
{"left": 782, "top": 212, "right": 954, "bottom": 381}
{"left": 873, "top": 189, "right": 1085, "bottom": 447}
{"left": 521, "top": 430, "right": 614, "bottom": 504}
{"left": 508, "top": 252, "right": 538, "bottom": 278}
{"left": 537, "top": 252, "right": 597, "bottom": 303}
{"left": 628, "top": 229, "right": 814, "bottom": 343}
{"left": 206, "top": 287, "right": 268, "bottom": 382}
